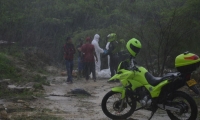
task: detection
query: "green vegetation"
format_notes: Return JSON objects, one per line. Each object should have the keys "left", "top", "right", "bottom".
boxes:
{"left": 0, "top": 88, "right": 33, "bottom": 99}
{"left": 13, "top": 115, "right": 64, "bottom": 120}
{"left": 0, "top": 49, "right": 50, "bottom": 98}
{"left": 0, "top": 50, "right": 50, "bottom": 81}
{"left": 33, "top": 83, "right": 44, "bottom": 90}
{"left": 33, "top": 75, "right": 49, "bottom": 85}
{"left": 0, "top": 53, "right": 19, "bottom": 79}
{"left": 0, "top": 0, "right": 199, "bottom": 75}
{"left": 11, "top": 108, "right": 65, "bottom": 120}
{"left": 0, "top": 0, "right": 200, "bottom": 99}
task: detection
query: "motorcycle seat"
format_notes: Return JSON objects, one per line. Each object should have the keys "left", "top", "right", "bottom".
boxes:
{"left": 145, "top": 72, "right": 179, "bottom": 86}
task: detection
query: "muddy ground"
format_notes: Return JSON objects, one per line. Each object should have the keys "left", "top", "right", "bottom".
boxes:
{"left": 1, "top": 75, "right": 200, "bottom": 120}
{"left": 39, "top": 76, "right": 172, "bottom": 120}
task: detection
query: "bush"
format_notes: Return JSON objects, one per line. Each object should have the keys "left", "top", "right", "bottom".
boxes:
{"left": 33, "top": 83, "right": 44, "bottom": 90}
{"left": 0, "top": 53, "right": 18, "bottom": 79}
{"left": 33, "top": 74, "right": 50, "bottom": 86}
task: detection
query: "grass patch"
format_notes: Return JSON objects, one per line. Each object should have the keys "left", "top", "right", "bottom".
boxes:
{"left": 33, "top": 83, "right": 44, "bottom": 90}
{"left": 0, "top": 89, "right": 33, "bottom": 99}
{"left": 0, "top": 48, "right": 52, "bottom": 99}
{"left": 33, "top": 75, "right": 47, "bottom": 84}
{"left": 37, "top": 68, "right": 48, "bottom": 74}
{"left": 0, "top": 53, "right": 19, "bottom": 79}
{"left": 13, "top": 115, "right": 64, "bottom": 120}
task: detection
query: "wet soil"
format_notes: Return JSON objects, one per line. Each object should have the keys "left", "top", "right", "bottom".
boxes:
{"left": 31, "top": 76, "right": 171, "bottom": 120}
{"left": 2, "top": 75, "right": 199, "bottom": 120}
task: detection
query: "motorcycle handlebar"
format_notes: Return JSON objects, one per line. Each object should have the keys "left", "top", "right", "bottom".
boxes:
{"left": 130, "top": 66, "right": 141, "bottom": 72}
{"left": 129, "top": 57, "right": 141, "bottom": 72}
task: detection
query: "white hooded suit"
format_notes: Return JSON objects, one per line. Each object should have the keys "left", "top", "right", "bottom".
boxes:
{"left": 92, "top": 34, "right": 104, "bottom": 72}
{"left": 106, "top": 42, "right": 110, "bottom": 68}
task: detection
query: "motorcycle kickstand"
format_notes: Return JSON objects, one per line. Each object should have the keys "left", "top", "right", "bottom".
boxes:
{"left": 148, "top": 108, "right": 157, "bottom": 120}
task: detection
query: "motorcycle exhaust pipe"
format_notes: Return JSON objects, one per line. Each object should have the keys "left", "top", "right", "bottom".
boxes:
{"left": 158, "top": 104, "right": 180, "bottom": 112}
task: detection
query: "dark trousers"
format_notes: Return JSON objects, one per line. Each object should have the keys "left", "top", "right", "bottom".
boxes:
{"left": 65, "top": 60, "right": 73, "bottom": 82}
{"left": 84, "top": 62, "right": 96, "bottom": 80}
{"left": 110, "top": 55, "right": 119, "bottom": 77}
{"left": 78, "top": 57, "right": 84, "bottom": 76}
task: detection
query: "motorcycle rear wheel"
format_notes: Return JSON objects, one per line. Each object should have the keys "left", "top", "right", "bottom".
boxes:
{"left": 166, "top": 91, "right": 197, "bottom": 120}
{"left": 101, "top": 91, "right": 136, "bottom": 119}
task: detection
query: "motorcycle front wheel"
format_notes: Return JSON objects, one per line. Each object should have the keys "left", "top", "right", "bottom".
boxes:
{"left": 166, "top": 91, "right": 197, "bottom": 120}
{"left": 101, "top": 91, "right": 136, "bottom": 120}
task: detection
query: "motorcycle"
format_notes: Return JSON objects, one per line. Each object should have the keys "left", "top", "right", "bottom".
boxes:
{"left": 101, "top": 51, "right": 200, "bottom": 120}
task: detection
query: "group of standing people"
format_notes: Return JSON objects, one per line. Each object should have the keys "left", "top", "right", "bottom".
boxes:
{"left": 63, "top": 33, "right": 124, "bottom": 84}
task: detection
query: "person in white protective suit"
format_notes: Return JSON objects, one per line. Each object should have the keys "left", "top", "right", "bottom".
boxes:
{"left": 91, "top": 34, "right": 104, "bottom": 72}
{"left": 105, "top": 42, "right": 110, "bottom": 68}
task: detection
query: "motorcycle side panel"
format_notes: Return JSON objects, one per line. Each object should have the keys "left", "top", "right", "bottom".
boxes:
{"left": 128, "top": 67, "right": 149, "bottom": 89}
{"left": 109, "top": 66, "right": 170, "bottom": 98}
{"left": 109, "top": 70, "right": 134, "bottom": 86}
{"left": 144, "top": 80, "right": 169, "bottom": 97}
{"left": 130, "top": 80, "right": 144, "bottom": 90}
{"left": 130, "top": 67, "right": 149, "bottom": 85}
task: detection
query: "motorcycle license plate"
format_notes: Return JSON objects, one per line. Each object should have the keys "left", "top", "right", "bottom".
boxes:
{"left": 186, "top": 79, "right": 197, "bottom": 87}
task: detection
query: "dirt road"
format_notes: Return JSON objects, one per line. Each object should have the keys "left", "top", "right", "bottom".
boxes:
{"left": 32, "top": 75, "right": 172, "bottom": 120}
{"left": 3, "top": 74, "right": 199, "bottom": 120}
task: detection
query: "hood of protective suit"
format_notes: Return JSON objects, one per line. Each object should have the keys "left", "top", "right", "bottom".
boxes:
{"left": 93, "top": 34, "right": 100, "bottom": 42}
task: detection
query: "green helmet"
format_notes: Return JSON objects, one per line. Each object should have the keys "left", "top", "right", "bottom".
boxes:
{"left": 126, "top": 38, "right": 142, "bottom": 57}
{"left": 107, "top": 33, "right": 116, "bottom": 42}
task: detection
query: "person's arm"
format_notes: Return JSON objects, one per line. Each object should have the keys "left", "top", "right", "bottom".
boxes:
{"left": 92, "top": 45, "right": 98, "bottom": 62}
{"left": 93, "top": 41, "right": 104, "bottom": 53}
{"left": 104, "top": 42, "right": 114, "bottom": 56}
{"left": 81, "top": 45, "right": 84, "bottom": 53}
{"left": 64, "top": 44, "right": 69, "bottom": 54}
{"left": 105, "top": 42, "right": 110, "bottom": 50}
{"left": 72, "top": 44, "right": 76, "bottom": 54}
{"left": 93, "top": 51, "right": 98, "bottom": 62}
{"left": 98, "top": 44, "right": 104, "bottom": 53}
{"left": 77, "top": 44, "right": 82, "bottom": 52}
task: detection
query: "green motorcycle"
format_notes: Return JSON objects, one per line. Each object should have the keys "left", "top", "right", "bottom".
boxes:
{"left": 101, "top": 51, "right": 200, "bottom": 120}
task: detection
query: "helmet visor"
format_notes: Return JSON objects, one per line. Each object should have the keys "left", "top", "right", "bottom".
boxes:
{"left": 130, "top": 44, "right": 140, "bottom": 56}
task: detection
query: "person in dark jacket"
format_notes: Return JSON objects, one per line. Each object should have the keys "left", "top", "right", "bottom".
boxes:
{"left": 64, "top": 37, "right": 76, "bottom": 84}
{"left": 103, "top": 33, "right": 119, "bottom": 77}
{"left": 81, "top": 37, "right": 98, "bottom": 81}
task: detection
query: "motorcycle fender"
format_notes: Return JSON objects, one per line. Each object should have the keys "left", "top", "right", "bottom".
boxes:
{"left": 111, "top": 86, "right": 126, "bottom": 99}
